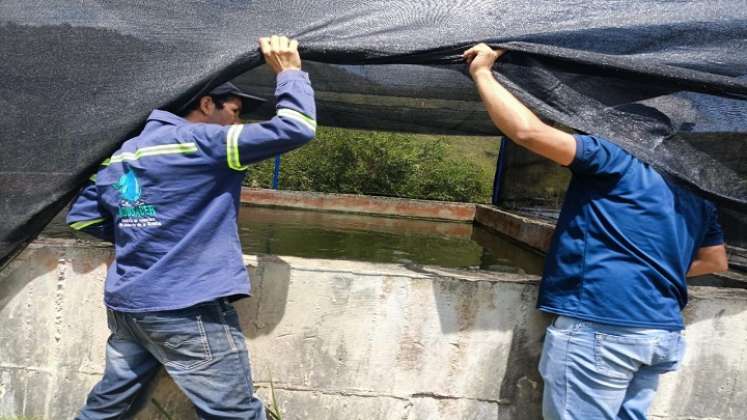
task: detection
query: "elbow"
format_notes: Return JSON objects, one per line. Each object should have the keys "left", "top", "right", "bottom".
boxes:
{"left": 287, "top": 124, "right": 315, "bottom": 147}
{"left": 288, "top": 119, "right": 316, "bottom": 145}
{"left": 707, "top": 255, "right": 729, "bottom": 274}
{"left": 704, "top": 254, "right": 729, "bottom": 274}
{"left": 512, "top": 128, "right": 542, "bottom": 147}
{"left": 300, "top": 125, "right": 317, "bottom": 143}
{"left": 717, "top": 258, "right": 729, "bottom": 273}
{"left": 716, "top": 246, "right": 730, "bottom": 273}
{"left": 512, "top": 129, "right": 534, "bottom": 146}
{"left": 511, "top": 120, "right": 548, "bottom": 146}
{"left": 276, "top": 108, "right": 317, "bottom": 145}
{"left": 509, "top": 118, "right": 554, "bottom": 147}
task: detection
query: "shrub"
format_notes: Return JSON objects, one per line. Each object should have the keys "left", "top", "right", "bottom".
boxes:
{"left": 244, "top": 126, "right": 491, "bottom": 203}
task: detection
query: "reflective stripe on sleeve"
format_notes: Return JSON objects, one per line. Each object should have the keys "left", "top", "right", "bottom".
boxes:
{"left": 70, "top": 218, "right": 107, "bottom": 230}
{"left": 226, "top": 124, "right": 249, "bottom": 171}
{"left": 109, "top": 143, "right": 198, "bottom": 163}
{"left": 277, "top": 108, "right": 317, "bottom": 133}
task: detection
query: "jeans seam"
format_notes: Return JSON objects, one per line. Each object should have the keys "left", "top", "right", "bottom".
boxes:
{"left": 196, "top": 314, "right": 213, "bottom": 366}
{"left": 221, "top": 314, "right": 254, "bottom": 399}
{"left": 131, "top": 318, "right": 163, "bottom": 363}
{"left": 593, "top": 334, "right": 604, "bottom": 375}
{"left": 224, "top": 324, "right": 237, "bottom": 352}
{"left": 239, "top": 348, "right": 254, "bottom": 400}
{"left": 220, "top": 302, "right": 255, "bottom": 399}
{"left": 218, "top": 305, "right": 239, "bottom": 353}
{"left": 160, "top": 314, "right": 213, "bottom": 370}
{"left": 562, "top": 325, "right": 573, "bottom": 419}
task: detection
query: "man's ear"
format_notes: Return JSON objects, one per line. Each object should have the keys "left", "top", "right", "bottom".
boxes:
{"left": 198, "top": 96, "right": 215, "bottom": 115}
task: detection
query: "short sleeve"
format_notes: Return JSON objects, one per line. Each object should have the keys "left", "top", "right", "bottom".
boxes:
{"left": 569, "top": 135, "right": 635, "bottom": 178}
{"left": 701, "top": 201, "right": 725, "bottom": 247}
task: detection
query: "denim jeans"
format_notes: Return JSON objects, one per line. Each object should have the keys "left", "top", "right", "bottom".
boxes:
{"left": 77, "top": 299, "right": 266, "bottom": 420}
{"left": 539, "top": 316, "right": 685, "bottom": 420}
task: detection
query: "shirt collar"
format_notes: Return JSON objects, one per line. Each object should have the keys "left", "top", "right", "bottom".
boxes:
{"left": 147, "top": 109, "right": 188, "bottom": 126}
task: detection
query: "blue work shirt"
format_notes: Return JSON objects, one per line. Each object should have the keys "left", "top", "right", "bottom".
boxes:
{"left": 67, "top": 70, "right": 316, "bottom": 312}
{"left": 538, "top": 135, "right": 724, "bottom": 330}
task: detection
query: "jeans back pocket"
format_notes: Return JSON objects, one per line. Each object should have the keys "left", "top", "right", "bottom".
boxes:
{"left": 593, "top": 333, "right": 653, "bottom": 380}
{"left": 137, "top": 312, "right": 213, "bottom": 370}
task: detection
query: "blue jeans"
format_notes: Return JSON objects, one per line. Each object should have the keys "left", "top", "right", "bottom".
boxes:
{"left": 77, "top": 299, "right": 266, "bottom": 420}
{"left": 539, "top": 316, "right": 685, "bottom": 420}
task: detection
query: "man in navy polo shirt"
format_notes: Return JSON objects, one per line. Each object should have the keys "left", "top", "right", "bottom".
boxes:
{"left": 67, "top": 35, "right": 315, "bottom": 420}
{"left": 464, "top": 44, "right": 729, "bottom": 419}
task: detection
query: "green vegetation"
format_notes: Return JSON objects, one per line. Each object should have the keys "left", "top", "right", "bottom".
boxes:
{"left": 243, "top": 126, "right": 500, "bottom": 203}
{"left": 266, "top": 376, "right": 283, "bottom": 420}
{"left": 151, "top": 398, "right": 174, "bottom": 420}
{"left": 151, "top": 383, "right": 284, "bottom": 420}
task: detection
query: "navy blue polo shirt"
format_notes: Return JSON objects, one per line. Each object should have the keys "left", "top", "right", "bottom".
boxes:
{"left": 67, "top": 70, "right": 316, "bottom": 312}
{"left": 538, "top": 135, "right": 724, "bottom": 330}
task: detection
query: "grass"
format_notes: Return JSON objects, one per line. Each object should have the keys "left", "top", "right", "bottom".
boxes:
{"left": 151, "top": 398, "right": 175, "bottom": 420}
{"left": 245, "top": 125, "right": 502, "bottom": 203}
{"left": 149, "top": 376, "right": 284, "bottom": 420}
{"left": 266, "top": 376, "right": 283, "bottom": 420}
{"left": 417, "top": 132, "right": 501, "bottom": 196}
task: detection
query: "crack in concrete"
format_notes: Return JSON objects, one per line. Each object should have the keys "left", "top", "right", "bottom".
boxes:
{"left": 253, "top": 383, "right": 510, "bottom": 406}
{"left": 54, "top": 258, "right": 66, "bottom": 343}
{"left": 0, "top": 363, "right": 103, "bottom": 377}
{"left": 409, "top": 391, "right": 511, "bottom": 406}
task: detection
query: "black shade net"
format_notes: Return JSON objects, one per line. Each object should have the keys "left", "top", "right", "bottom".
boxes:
{"left": 1, "top": 0, "right": 746, "bottom": 266}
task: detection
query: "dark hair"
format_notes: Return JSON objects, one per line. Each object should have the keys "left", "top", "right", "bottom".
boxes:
{"left": 179, "top": 93, "right": 234, "bottom": 117}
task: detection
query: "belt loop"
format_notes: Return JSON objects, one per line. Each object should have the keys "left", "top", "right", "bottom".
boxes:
{"left": 574, "top": 318, "right": 587, "bottom": 332}
{"left": 217, "top": 297, "right": 230, "bottom": 312}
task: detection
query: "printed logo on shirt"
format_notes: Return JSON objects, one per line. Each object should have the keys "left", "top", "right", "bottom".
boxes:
{"left": 114, "top": 170, "right": 162, "bottom": 228}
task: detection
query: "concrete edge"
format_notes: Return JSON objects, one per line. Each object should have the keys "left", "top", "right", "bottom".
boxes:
{"left": 473, "top": 205, "right": 555, "bottom": 253}
{"left": 30, "top": 243, "right": 740, "bottom": 299}
{"left": 267, "top": 255, "right": 541, "bottom": 284}
{"left": 240, "top": 188, "right": 476, "bottom": 222}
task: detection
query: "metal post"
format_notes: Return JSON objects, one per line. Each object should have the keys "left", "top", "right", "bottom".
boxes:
{"left": 491, "top": 137, "right": 508, "bottom": 206}
{"left": 272, "top": 155, "right": 281, "bottom": 190}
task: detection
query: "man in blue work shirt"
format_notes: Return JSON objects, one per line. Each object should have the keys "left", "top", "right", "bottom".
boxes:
{"left": 67, "top": 35, "right": 315, "bottom": 420}
{"left": 464, "top": 44, "right": 729, "bottom": 419}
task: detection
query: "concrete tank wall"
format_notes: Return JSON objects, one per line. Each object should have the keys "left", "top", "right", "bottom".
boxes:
{"left": 1, "top": 239, "right": 746, "bottom": 419}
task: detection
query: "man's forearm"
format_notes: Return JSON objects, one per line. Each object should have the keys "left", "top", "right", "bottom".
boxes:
{"left": 464, "top": 43, "right": 575, "bottom": 165}
{"left": 470, "top": 65, "right": 576, "bottom": 166}
{"left": 687, "top": 260, "right": 713, "bottom": 277}
{"left": 472, "top": 69, "right": 545, "bottom": 145}
{"left": 687, "top": 244, "right": 729, "bottom": 277}
{"left": 686, "top": 258, "right": 727, "bottom": 277}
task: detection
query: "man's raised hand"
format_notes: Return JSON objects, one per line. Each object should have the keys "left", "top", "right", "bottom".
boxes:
{"left": 259, "top": 35, "right": 302, "bottom": 74}
{"left": 463, "top": 43, "right": 505, "bottom": 78}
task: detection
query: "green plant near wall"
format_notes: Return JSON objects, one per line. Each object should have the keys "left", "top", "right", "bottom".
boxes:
{"left": 150, "top": 379, "right": 284, "bottom": 420}
{"left": 244, "top": 126, "right": 494, "bottom": 203}
{"left": 151, "top": 398, "right": 175, "bottom": 420}
{"left": 266, "top": 376, "right": 283, "bottom": 420}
